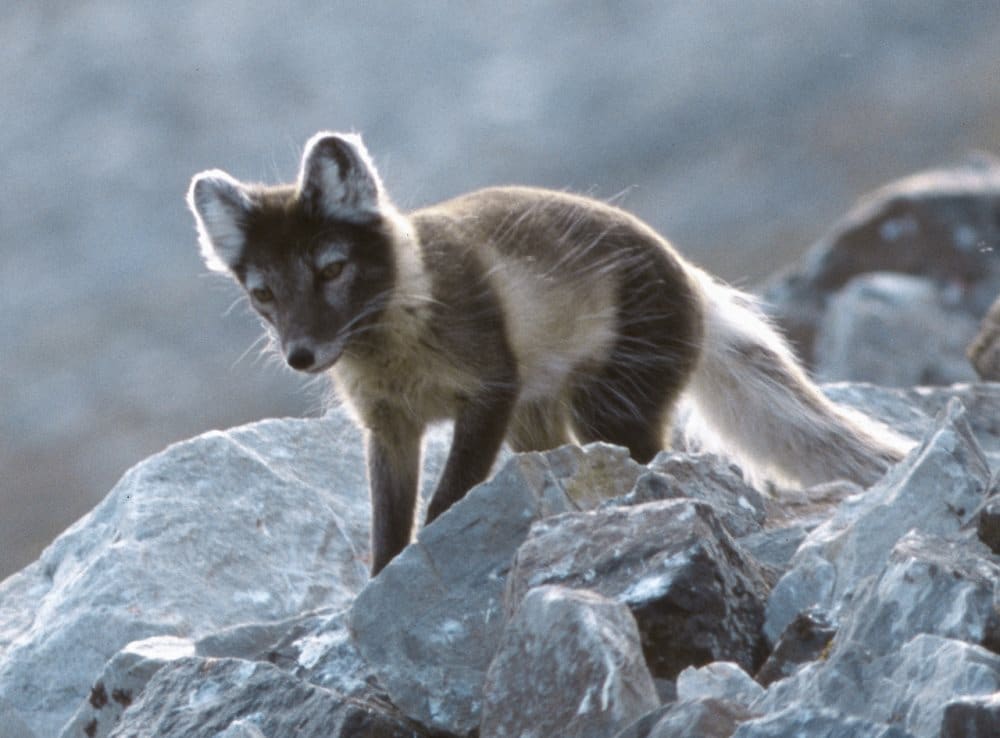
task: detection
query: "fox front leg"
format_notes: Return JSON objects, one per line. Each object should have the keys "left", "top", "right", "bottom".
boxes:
{"left": 425, "top": 383, "right": 518, "bottom": 524}
{"left": 366, "top": 419, "right": 422, "bottom": 576}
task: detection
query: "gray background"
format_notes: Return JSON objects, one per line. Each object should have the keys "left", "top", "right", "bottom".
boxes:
{"left": 3, "top": 0, "right": 1000, "bottom": 580}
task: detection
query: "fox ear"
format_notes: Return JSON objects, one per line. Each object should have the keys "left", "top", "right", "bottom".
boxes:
{"left": 187, "top": 169, "right": 253, "bottom": 273}
{"left": 297, "top": 132, "right": 384, "bottom": 222}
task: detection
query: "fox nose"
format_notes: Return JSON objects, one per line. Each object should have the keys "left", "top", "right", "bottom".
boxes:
{"left": 286, "top": 347, "right": 315, "bottom": 371}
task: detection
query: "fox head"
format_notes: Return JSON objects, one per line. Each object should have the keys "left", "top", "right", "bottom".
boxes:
{"left": 187, "top": 132, "right": 398, "bottom": 373}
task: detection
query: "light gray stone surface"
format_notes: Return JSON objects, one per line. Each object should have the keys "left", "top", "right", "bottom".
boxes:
{"left": 105, "top": 657, "right": 421, "bottom": 738}
{"left": 480, "top": 586, "right": 659, "bottom": 738}
{"left": 732, "top": 706, "right": 915, "bottom": 738}
{"left": 765, "top": 398, "right": 990, "bottom": 641}
{"left": 815, "top": 272, "right": 979, "bottom": 386}
{"left": 59, "top": 636, "right": 195, "bottom": 738}
{"left": 675, "top": 662, "right": 764, "bottom": 708}
{"left": 0, "top": 412, "right": 376, "bottom": 738}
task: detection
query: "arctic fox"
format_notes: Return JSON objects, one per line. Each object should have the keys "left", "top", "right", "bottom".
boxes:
{"left": 188, "top": 132, "right": 910, "bottom": 574}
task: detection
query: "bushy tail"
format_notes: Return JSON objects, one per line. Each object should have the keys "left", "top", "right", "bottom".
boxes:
{"left": 683, "top": 268, "right": 912, "bottom": 488}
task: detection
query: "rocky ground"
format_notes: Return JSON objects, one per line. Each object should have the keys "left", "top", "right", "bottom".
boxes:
{"left": 3, "top": 160, "right": 1000, "bottom": 737}
{"left": 4, "top": 1, "right": 1000, "bottom": 580}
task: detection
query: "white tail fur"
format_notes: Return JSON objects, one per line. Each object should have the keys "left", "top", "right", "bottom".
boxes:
{"left": 684, "top": 268, "right": 912, "bottom": 488}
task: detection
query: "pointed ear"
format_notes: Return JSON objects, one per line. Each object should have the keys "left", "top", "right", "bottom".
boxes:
{"left": 187, "top": 169, "right": 253, "bottom": 273}
{"left": 297, "top": 131, "right": 384, "bottom": 222}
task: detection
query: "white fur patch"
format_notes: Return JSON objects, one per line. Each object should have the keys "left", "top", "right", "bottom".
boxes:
{"left": 484, "top": 253, "right": 618, "bottom": 400}
{"left": 187, "top": 169, "right": 253, "bottom": 273}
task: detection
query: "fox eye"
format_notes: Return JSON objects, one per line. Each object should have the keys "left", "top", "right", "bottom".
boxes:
{"left": 251, "top": 286, "right": 274, "bottom": 303}
{"left": 319, "top": 261, "right": 345, "bottom": 281}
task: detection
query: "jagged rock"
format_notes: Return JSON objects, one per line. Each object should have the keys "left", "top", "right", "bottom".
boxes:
{"left": 968, "top": 294, "right": 1000, "bottom": 380}
{"left": 814, "top": 272, "right": 979, "bottom": 386}
{"left": 736, "top": 525, "right": 809, "bottom": 575}
{"left": 763, "top": 159, "right": 1000, "bottom": 369}
{"left": 619, "top": 699, "right": 753, "bottom": 738}
{"left": 278, "top": 610, "right": 385, "bottom": 701}
{"left": 105, "top": 657, "right": 423, "bottom": 738}
{"left": 59, "top": 636, "right": 195, "bottom": 738}
{"left": 756, "top": 635, "right": 1000, "bottom": 738}
{"left": 754, "top": 609, "right": 836, "bottom": 687}
{"left": 505, "top": 498, "right": 772, "bottom": 679}
{"left": 194, "top": 609, "right": 333, "bottom": 665}
{"left": 614, "top": 453, "right": 767, "bottom": 538}
{"left": 675, "top": 662, "right": 764, "bottom": 708}
{"left": 188, "top": 606, "right": 383, "bottom": 702}
{"left": 753, "top": 534, "right": 1000, "bottom": 731}
{"left": 765, "top": 399, "right": 990, "bottom": 641}
{"left": 349, "top": 444, "right": 641, "bottom": 736}
{"left": 480, "top": 586, "right": 659, "bottom": 738}
{"left": 834, "top": 531, "right": 1000, "bottom": 656}
{"left": 732, "top": 706, "right": 914, "bottom": 738}
{"left": 941, "top": 693, "right": 1000, "bottom": 738}
{"left": 0, "top": 413, "right": 384, "bottom": 738}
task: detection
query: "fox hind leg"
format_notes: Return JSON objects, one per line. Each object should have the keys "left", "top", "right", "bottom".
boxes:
{"left": 569, "top": 361, "right": 677, "bottom": 465}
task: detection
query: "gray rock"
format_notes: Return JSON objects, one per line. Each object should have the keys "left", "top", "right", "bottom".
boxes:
{"left": 617, "top": 452, "right": 767, "bottom": 539}
{"left": 63, "top": 607, "right": 389, "bottom": 738}
{"left": 755, "top": 635, "right": 1000, "bottom": 738}
{"left": 194, "top": 609, "right": 334, "bottom": 666}
{"left": 941, "top": 692, "right": 1000, "bottom": 738}
{"left": 0, "top": 413, "right": 377, "bottom": 738}
{"left": 755, "top": 609, "right": 836, "bottom": 687}
{"left": 835, "top": 531, "right": 1000, "bottom": 657}
{"left": 763, "top": 159, "right": 1000, "bottom": 368}
{"left": 506, "top": 498, "right": 772, "bottom": 679}
{"left": 281, "top": 610, "right": 383, "bottom": 700}
{"left": 675, "top": 661, "right": 764, "bottom": 708}
{"left": 765, "top": 398, "right": 990, "bottom": 641}
{"left": 736, "top": 525, "right": 810, "bottom": 575}
{"left": 636, "top": 699, "right": 753, "bottom": 738}
{"left": 480, "top": 586, "right": 659, "bottom": 738}
{"left": 193, "top": 607, "right": 386, "bottom": 701}
{"left": 732, "top": 706, "right": 914, "bottom": 738}
{"left": 815, "top": 272, "right": 979, "bottom": 387}
{"left": 106, "top": 657, "right": 422, "bottom": 738}
{"left": 59, "top": 636, "right": 195, "bottom": 738}
{"left": 871, "top": 635, "right": 1000, "bottom": 738}
{"left": 755, "top": 534, "right": 1000, "bottom": 727}
{"left": 349, "top": 443, "right": 638, "bottom": 736}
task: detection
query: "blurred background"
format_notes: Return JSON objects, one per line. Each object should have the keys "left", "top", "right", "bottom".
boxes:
{"left": 3, "top": 1, "right": 1000, "bottom": 580}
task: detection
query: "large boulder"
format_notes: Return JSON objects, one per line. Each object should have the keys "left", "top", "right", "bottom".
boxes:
{"left": 765, "top": 399, "right": 991, "bottom": 641}
{"left": 814, "top": 271, "right": 979, "bottom": 386}
{"left": 763, "top": 158, "right": 1000, "bottom": 376}
{"left": 504, "top": 498, "right": 772, "bottom": 679}
{"left": 0, "top": 412, "right": 376, "bottom": 738}
{"left": 480, "top": 586, "right": 659, "bottom": 738}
